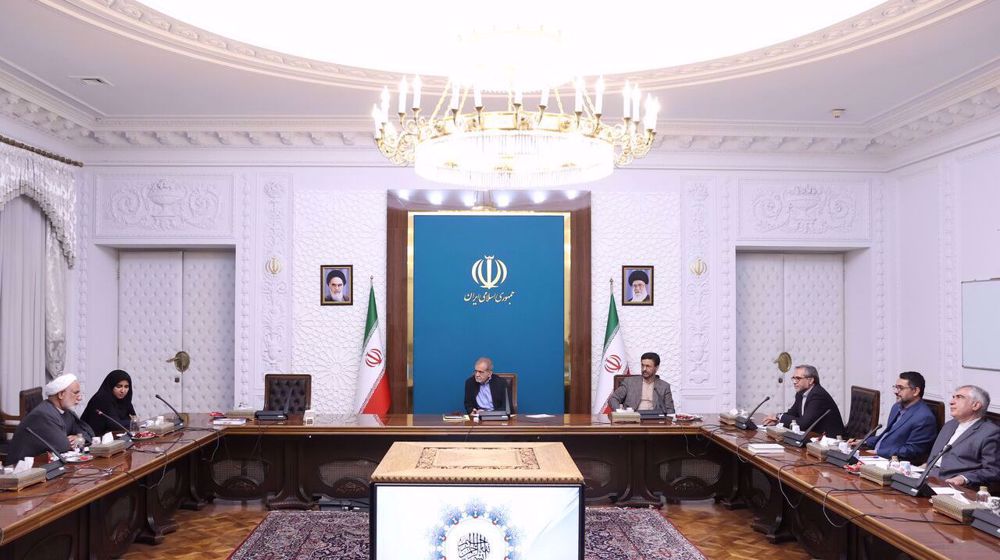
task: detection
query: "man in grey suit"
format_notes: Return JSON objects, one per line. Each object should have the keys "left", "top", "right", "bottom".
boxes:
{"left": 925, "top": 385, "right": 999, "bottom": 487}
{"left": 606, "top": 352, "right": 675, "bottom": 414}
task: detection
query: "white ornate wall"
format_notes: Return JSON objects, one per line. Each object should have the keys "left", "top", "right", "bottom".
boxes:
{"left": 893, "top": 136, "right": 1000, "bottom": 415}
{"left": 290, "top": 188, "right": 386, "bottom": 413}
{"left": 70, "top": 163, "right": 902, "bottom": 417}
{"left": 590, "top": 188, "right": 683, "bottom": 408}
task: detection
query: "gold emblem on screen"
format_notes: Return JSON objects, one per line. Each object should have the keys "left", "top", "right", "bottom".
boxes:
{"left": 471, "top": 255, "right": 508, "bottom": 289}
{"left": 465, "top": 255, "right": 516, "bottom": 306}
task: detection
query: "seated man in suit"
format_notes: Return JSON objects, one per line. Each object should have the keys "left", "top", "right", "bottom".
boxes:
{"left": 854, "top": 371, "right": 937, "bottom": 464}
{"left": 606, "top": 352, "right": 675, "bottom": 414}
{"left": 762, "top": 364, "right": 845, "bottom": 438}
{"left": 463, "top": 357, "right": 508, "bottom": 415}
{"left": 6, "top": 374, "right": 94, "bottom": 464}
{"left": 925, "top": 385, "right": 999, "bottom": 487}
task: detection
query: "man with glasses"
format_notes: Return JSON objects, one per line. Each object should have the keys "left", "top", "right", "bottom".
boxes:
{"left": 762, "top": 364, "right": 844, "bottom": 438}
{"left": 463, "top": 356, "right": 509, "bottom": 415}
{"left": 924, "top": 385, "right": 999, "bottom": 487}
{"left": 854, "top": 371, "right": 937, "bottom": 464}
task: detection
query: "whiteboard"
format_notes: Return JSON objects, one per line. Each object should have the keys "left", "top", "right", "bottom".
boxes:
{"left": 962, "top": 279, "right": 1000, "bottom": 371}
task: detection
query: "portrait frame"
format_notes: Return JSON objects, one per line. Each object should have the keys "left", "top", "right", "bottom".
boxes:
{"left": 622, "top": 265, "right": 654, "bottom": 306}
{"left": 320, "top": 264, "right": 354, "bottom": 306}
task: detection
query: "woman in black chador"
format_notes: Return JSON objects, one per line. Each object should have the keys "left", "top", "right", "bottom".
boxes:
{"left": 82, "top": 369, "right": 137, "bottom": 435}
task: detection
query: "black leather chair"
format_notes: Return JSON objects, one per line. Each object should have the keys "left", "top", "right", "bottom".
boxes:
{"left": 495, "top": 373, "right": 517, "bottom": 414}
{"left": 1, "top": 387, "right": 44, "bottom": 459}
{"left": 923, "top": 399, "right": 946, "bottom": 432}
{"left": 263, "top": 374, "right": 311, "bottom": 413}
{"left": 843, "top": 385, "right": 881, "bottom": 440}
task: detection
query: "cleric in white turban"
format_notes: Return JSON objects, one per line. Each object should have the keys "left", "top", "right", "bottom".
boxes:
{"left": 5, "top": 373, "right": 94, "bottom": 465}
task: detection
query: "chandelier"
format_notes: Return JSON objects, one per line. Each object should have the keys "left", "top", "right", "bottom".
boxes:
{"left": 371, "top": 29, "right": 659, "bottom": 188}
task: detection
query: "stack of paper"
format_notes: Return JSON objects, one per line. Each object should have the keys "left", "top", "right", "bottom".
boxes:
{"left": 747, "top": 443, "right": 786, "bottom": 454}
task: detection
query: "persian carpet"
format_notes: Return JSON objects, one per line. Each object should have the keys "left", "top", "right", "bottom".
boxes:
{"left": 229, "top": 507, "right": 706, "bottom": 560}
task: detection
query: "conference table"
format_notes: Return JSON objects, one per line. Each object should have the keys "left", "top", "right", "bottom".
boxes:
{"left": 1, "top": 414, "right": 997, "bottom": 560}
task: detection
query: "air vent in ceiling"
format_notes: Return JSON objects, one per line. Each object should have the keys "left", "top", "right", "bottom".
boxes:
{"left": 71, "top": 76, "right": 113, "bottom": 87}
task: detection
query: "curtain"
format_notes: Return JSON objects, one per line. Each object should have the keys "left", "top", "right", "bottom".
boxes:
{"left": 0, "top": 142, "right": 76, "bottom": 414}
{"left": 0, "top": 196, "right": 48, "bottom": 413}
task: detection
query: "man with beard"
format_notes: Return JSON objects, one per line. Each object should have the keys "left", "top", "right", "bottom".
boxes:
{"left": 854, "top": 371, "right": 938, "bottom": 464}
{"left": 606, "top": 352, "right": 675, "bottom": 413}
{"left": 323, "top": 269, "right": 350, "bottom": 303}
{"left": 6, "top": 373, "right": 94, "bottom": 464}
{"left": 627, "top": 269, "right": 650, "bottom": 303}
{"left": 762, "top": 364, "right": 844, "bottom": 438}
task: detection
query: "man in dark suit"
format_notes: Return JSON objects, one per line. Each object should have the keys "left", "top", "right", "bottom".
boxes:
{"left": 858, "top": 371, "right": 938, "bottom": 464}
{"left": 762, "top": 364, "right": 845, "bottom": 438}
{"left": 463, "top": 357, "right": 508, "bottom": 415}
{"left": 926, "top": 385, "right": 999, "bottom": 487}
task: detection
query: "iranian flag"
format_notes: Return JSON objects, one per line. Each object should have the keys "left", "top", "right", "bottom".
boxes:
{"left": 593, "top": 292, "right": 631, "bottom": 414}
{"left": 354, "top": 285, "right": 390, "bottom": 414}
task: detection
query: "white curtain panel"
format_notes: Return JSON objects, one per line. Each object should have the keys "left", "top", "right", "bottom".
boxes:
{"left": 0, "top": 143, "right": 77, "bottom": 266}
{"left": 0, "top": 196, "right": 48, "bottom": 413}
{"left": 0, "top": 143, "right": 77, "bottom": 414}
{"left": 45, "top": 223, "right": 67, "bottom": 377}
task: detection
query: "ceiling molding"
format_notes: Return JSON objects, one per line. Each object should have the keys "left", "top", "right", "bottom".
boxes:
{"left": 2, "top": 75, "right": 998, "bottom": 162}
{"left": 38, "top": 0, "right": 984, "bottom": 90}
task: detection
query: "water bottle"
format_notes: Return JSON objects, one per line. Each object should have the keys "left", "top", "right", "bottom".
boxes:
{"left": 977, "top": 486, "right": 991, "bottom": 504}
{"left": 790, "top": 421, "right": 800, "bottom": 433}
{"left": 889, "top": 455, "right": 900, "bottom": 472}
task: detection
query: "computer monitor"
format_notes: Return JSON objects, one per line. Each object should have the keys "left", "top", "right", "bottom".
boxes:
{"left": 371, "top": 483, "right": 584, "bottom": 560}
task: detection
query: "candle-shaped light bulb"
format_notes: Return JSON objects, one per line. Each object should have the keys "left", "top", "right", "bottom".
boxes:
{"left": 642, "top": 95, "right": 653, "bottom": 130}
{"left": 595, "top": 76, "right": 605, "bottom": 115}
{"left": 380, "top": 86, "right": 390, "bottom": 117}
{"left": 514, "top": 85, "right": 523, "bottom": 106}
{"left": 398, "top": 77, "right": 408, "bottom": 114}
{"left": 412, "top": 76, "right": 422, "bottom": 110}
{"left": 574, "top": 77, "right": 583, "bottom": 113}
{"left": 474, "top": 86, "right": 482, "bottom": 108}
{"left": 540, "top": 87, "right": 550, "bottom": 108}
{"left": 622, "top": 81, "right": 631, "bottom": 119}
{"left": 450, "top": 81, "right": 459, "bottom": 111}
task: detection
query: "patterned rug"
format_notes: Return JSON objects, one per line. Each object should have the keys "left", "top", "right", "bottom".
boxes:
{"left": 229, "top": 507, "right": 706, "bottom": 560}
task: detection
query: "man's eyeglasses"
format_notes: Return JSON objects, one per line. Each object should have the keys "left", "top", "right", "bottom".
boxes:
{"left": 791, "top": 376, "right": 805, "bottom": 381}
{"left": 892, "top": 385, "right": 913, "bottom": 392}
{"left": 474, "top": 369, "right": 490, "bottom": 375}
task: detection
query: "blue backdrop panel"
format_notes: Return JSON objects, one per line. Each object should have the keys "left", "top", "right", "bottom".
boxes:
{"left": 413, "top": 214, "right": 565, "bottom": 414}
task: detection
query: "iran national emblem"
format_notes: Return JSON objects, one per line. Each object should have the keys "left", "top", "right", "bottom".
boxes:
{"left": 604, "top": 354, "right": 622, "bottom": 373}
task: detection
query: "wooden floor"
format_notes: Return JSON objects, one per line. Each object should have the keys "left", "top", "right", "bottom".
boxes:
{"left": 122, "top": 499, "right": 810, "bottom": 560}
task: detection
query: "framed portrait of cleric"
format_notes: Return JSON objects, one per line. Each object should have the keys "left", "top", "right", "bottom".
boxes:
{"left": 622, "top": 265, "right": 654, "bottom": 306}
{"left": 320, "top": 265, "right": 353, "bottom": 306}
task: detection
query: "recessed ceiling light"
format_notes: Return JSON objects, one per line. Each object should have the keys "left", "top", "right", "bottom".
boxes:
{"left": 427, "top": 191, "right": 444, "bottom": 205}
{"left": 494, "top": 193, "right": 511, "bottom": 208}
{"left": 831, "top": 108, "right": 846, "bottom": 119}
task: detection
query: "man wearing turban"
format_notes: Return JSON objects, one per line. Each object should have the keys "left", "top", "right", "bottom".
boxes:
{"left": 628, "top": 269, "right": 650, "bottom": 303}
{"left": 5, "top": 374, "right": 94, "bottom": 464}
{"left": 324, "top": 269, "right": 351, "bottom": 303}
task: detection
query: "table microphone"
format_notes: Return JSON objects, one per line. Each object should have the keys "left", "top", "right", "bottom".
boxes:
{"left": 782, "top": 409, "right": 831, "bottom": 448}
{"left": 891, "top": 444, "right": 952, "bottom": 497}
{"left": 154, "top": 394, "right": 185, "bottom": 428}
{"left": 736, "top": 396, "right": 770, "bottom": 430}
{"left": 96, "top": 409, "right": 135, "bottom": 448}
{"left": 25, "top": 427, "right": 67, "bottom": 480}
{"left": 826, "top": 423, "right": 882, "bottom": 467}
